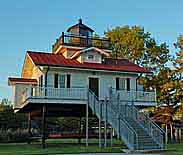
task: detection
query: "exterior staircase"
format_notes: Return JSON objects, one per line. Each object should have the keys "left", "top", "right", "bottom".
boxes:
{"left": 88, "top": 89, "right": 164, "bottom": 150}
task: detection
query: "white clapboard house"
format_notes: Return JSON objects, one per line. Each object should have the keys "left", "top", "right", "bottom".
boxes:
{"left": 8, "top": 19, "right": 164, "bottom": 150}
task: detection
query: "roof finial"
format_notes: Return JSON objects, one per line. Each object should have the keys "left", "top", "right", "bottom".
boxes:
{"left": 78, "top": 18, "right": 82, "bottom": 24}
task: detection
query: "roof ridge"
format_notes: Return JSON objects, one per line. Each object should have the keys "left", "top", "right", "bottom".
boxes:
{"left": 27, "top": 51, "right": 52, "bottom": 54}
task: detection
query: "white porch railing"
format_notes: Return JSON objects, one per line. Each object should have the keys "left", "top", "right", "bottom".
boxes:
{"left": 19, "top": 87, "right": 88, "bottom": 106}
{"left": 115, "top": 90, "right": 156, "bottom": 103}
{"left": 17, "top": 87, "right": 156, "bottom": 108}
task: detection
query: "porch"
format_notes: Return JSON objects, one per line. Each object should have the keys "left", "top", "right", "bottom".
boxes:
{"left": 14, "top": 87, "right": 156, "bottom": 111}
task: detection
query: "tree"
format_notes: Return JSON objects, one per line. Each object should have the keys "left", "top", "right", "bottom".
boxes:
{"left": 105, "top": 26, "right": 170, "bottom": 72}
{"left": 0, "top": 99, "right": 26, "bottom": 129}
{"left": 172, "top": 35, "right": 183, "bottom": 105}
{"left": 105, "top": 25, "right": 171, "bottom": 104}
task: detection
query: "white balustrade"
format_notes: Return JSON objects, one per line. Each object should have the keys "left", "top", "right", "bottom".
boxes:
{"left": 116, "top": 90, "right": 156, "bottom": 103}
{"left": 19, "top": 87, "right": 88, "bottom": 104}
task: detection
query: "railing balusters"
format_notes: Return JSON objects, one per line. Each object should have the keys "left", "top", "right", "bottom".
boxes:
{"left": 116, "top": 89, "right": 156, "bottom": 104}
{"left": 20, "top": 87, "right": 88, "bottom": 104}
{"left": 111, "top": 88, "right": 164, "bottom": 149}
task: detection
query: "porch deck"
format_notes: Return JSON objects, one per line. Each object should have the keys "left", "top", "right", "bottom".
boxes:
{"left": 14, "top": 87, "right": 156, "bottom": 112}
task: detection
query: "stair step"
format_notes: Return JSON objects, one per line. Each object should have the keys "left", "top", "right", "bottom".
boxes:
{"left": 88, "top": 95, "right": 163, "bottom": 151}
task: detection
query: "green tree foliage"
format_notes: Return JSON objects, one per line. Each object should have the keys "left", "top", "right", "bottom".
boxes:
{"left": 172, "top": 35, "right": 183, "bottom": 105}
{"left": 0, "top": 99, "right": 26, "bottom": 129}
{"left": 105, "top": 25, "right": 172, "bottom": 104}
{"left": 105, "top": 26, "right": 170, "bottom": 72}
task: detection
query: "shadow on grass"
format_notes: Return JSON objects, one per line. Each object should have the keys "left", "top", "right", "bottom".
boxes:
{"left": 0, "top": 138, "right": 125, "bottom": 155}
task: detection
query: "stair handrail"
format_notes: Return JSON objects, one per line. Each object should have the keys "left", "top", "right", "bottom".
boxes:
{"left": 131, "top": 105, "right": 164, "bottom": 147}
{"left": 88, "top": 89, "right": 138, "bottom": 150}
{"left": 110, "top": 88, "right": 164, "bottom": 149}
{"left": 108, "top": 99, "right": 139, "bottom": 149}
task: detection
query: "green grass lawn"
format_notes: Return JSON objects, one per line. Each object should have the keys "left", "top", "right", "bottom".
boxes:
{"left": 0, "top": 139, "right": 124, "bottom": 155}
{"left": 1, "top": 139, "right": 183, "bottom": 155}
{"left": 165, "top": 143, "right": 183, "bottom": 155}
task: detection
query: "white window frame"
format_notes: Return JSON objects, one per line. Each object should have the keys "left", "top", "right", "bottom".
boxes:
{"left": 119, "top": 78, "right": 127, "bottom": 90}
{"left": 54, "top": 73, "right": 71, "bottom": 88}
{"left": 87, "top": 54, "right": 94, "bottom": 60}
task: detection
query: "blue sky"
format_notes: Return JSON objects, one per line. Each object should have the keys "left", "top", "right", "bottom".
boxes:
{"left": 0, "top": 0, "right": 183, "bottom": 100}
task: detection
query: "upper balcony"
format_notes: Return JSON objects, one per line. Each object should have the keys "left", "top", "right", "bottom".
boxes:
{"left": 52, "top": 32, "right": 111, "bottom": 53}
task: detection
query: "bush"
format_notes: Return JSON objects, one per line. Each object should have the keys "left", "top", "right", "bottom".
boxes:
{"left": 0, "top": 128, "right": 30, "bottom": 143}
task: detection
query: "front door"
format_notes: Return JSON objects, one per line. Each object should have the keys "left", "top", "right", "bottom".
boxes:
{"left": 89, "top": 77, "right": 99, "bottom": 97}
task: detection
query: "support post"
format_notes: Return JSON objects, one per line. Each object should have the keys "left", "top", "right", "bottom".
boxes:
{"left": 78, "top": 117, "right": 82, "bottom": 144}
{"left": 28, "top": 112, "right": 31, "bottom": 144}
{"left": 170, "top": 123, "right": 173, "bottom": 143}
{"left": 42, "top": 105, "right": 46, "bottom": 149}
{"left": 117, "top": 93, "right": 120, "bottom": 139}
{"left": 175, "top": 128, "right": 178, "bottom": 143}
{"left": 179, "top": 129, "right": 182, "bottom": 142}
{"left": 110, "top": 127, "right": 113, "bottom": 147}
{"left": 86, "top": 91, "right": 89, "bottom": 147}
{"left": 104, "top": 98, "right": 107, "bottom": 148}
{"left": 99, "top": 101, "right": 101, "bottom": 148}
{"left": 165, "top": 124, "right": 168, "bottom": 144}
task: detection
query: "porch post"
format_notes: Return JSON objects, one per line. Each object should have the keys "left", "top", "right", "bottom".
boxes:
{"left": 86, "top": 90, "right": 89, "bottom": 147}
{"left": 104, "top": 98, "right": 107, "bottom": 148}
{"left": 99, "top": 101, "right": 101, "bottom": 148}
{"left": 170, "top": 123, "right": 173, "bottom": 142}
{"left": 165, "top": 123, "right": 168, "bottom": 144}
{"left": 110, "top": 126, "right": 113, "bottom": 147}
{"left": 78, "top": 117, "right": 82, "bottom": 144}
{"left": 179, "top": 129, "right": 182, "bottom": 142}
{"left": 28, "top": 112, "right": 31, "bottom": 144}
{"left": 117, "top": 93, "right": 120, "bottom": 139}
{"left": 42, "top": 105, "right": 46, "bottom": 149}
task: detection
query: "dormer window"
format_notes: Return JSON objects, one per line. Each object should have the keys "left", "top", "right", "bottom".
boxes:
{"left": 87, "top": 55, "right": 94, "bottom": 60}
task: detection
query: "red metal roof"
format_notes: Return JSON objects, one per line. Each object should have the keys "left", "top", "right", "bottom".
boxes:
{"left": 8, "top": 77, "right": 37, "bottom": 86}
{"left": 27, "top": 51, "right": 151, "bottom": 73}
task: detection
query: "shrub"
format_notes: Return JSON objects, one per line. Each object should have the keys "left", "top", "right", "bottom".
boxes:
{"left": 0, "top": 128, "right": 30, "bottom": 143}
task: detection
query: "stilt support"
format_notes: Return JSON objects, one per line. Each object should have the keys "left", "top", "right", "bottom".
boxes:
{"left": 110, "top": 127, "right": 113, "bottom": 147}
{"left": 42, "top": 105, "right": 46, "bottom": 149}
{"left": 99, "top": 101, "right": 101, "bottom": 148}
{"left": 104, "top": 98, "right": 107, "bottom": 148}
{"left": 78, "top": 117, "right": 82, "bottom": 144}
{"left": 165, "top": 124, "right": 168, "bottom": 144}
{"left": 86, "top": 92, "right": 89, "bottom": 147}
{"left": 28, "top": 112, "right": 31, "bottom": 144}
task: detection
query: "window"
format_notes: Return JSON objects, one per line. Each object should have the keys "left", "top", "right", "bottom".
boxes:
{"left": 116, "top": 78, "right": 130, "bottom": 91}
{"left": 116, "top": 77, "right": 119, "bottom": 90}
{"left": 54, "top": 74, "right": 71, "bottom": 88}
{"left": 54, "top": 74, "right": 59, "bottom": 88}
{"left": 59, "top": 75, "right": 65, "bottom": 88}
{"left": 66, "top": 74, "right": 71, "bottom": 88}
{"left": 87, "top": 55, "right": 94, "bottom": 60}
{"left": 39, "top": 75, "right": 43, "bottom": 87}
{"left": 127, "top": 78, "right": 130, "bottom": 91}
{"left": 119, "top": 78, "right": 126, "bottom": 90}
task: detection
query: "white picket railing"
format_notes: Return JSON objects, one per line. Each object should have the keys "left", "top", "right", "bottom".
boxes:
{"left": 116, "top": 90, "right": 156, "bottom": 103}
{"left": 19, "top": 87, "right": 88, "bottom": 105}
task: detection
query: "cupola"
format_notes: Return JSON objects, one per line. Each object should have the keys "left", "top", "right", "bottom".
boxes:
{"left": 67, "top": 19, "right": 94, "bottom": 37}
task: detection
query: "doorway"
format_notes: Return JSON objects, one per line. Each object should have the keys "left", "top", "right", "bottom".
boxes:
{"left": 89, "top": 77, "right": 99, "bottom": 97}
